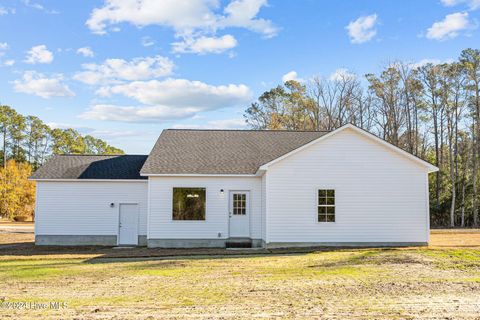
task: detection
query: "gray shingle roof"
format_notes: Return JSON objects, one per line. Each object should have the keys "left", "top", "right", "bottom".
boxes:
{"left": 31, "top": 155, "right": 148, "bottom": 180}
{"left": 141, "top": 129, "right": 329, "bottom": 175}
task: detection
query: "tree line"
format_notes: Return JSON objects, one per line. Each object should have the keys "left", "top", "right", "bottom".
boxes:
{"left": 244, "top": 48, "right": 480, "bottom": 228}
{"left": 0, "top": 105, "right": 124, "bottom": 220}
{"left": 0, "top": 105, "right": 124, "bottom": 170}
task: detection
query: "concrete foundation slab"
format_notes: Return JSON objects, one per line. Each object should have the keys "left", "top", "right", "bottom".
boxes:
{"left": 148, "top": 238, "right": 265, "bottom": 248}
{"left": 265, "top": 242, "right": 428, "bottom": 249}
{"left": 35, "top": 235, "right": 148, "bottom": 246}
{"left": 35, "top": 235, "right": 117, "bottom": 246}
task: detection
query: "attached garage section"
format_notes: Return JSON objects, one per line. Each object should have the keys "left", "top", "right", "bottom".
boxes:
{"left": 35, "top": 181, "right": 148, "bottom": 245}
{"left": 31, "top": 155, "right": 149, "bottom": 246}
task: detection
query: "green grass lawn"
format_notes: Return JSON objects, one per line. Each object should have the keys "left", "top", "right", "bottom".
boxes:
{"left": 1, "top": 248, "right": 480, "bottom": 319}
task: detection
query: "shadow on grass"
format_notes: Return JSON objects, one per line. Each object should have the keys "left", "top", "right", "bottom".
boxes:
{"left": 0, "top": 240, "right": 413, "bottom": 266}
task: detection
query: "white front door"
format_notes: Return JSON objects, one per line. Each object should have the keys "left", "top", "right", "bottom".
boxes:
{"left": 118, "top": 203, "right": 139, "bottom": 245}
{"left": 229, "top": 191, "right": 250, "bottom": 238}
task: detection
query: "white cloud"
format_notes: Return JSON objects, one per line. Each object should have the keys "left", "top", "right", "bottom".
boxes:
{"left": 441, "top": 0, "right": 480, "bottom": 10}
{"left": 13, "top": 71, "right": 75, "bottom": 99}
{"left": 77, "top": 47, "right": 94, "bottom": 57}
{"left": 3, "top": 59, "right": 15, "bottom": 66}
{"left": 73, "top": 55, "right": 175, "bottom": 85}
{"left": 426, "top": 12, "right": 472, "bottom": 40}
{"left": 409, "top": 58, "right": 455, "bottom": 69}
{"left": 80, "top": 104, "right": 201, "bottom": 122}
{"left": 0, "top": 6, "right": 15, "bottom": 15}
{"left": 219, "top": 0, "right": 278, "bottom": 37}
{"left": 281, "top": 70, "right": 304, "bottom": 83}
{"left": 0, "top": 42, "right": 8, "bottom": 57}
{"left": 205, "top": 118, "right": 247, "bottom": 129}
{"left": 346, "top": 14, "right": 378, "bottom": 44}
{"left": 86, "top": 0, "right": 214, "bottom": 35}
{"left": 94, "top": 86, "right": 111, "bottom": 97}
{"left": 172, "top": 34, "right": 237, "bottom": 54}
{"left": 173, "top": 118, "right": 247, "bottom": 129}
{"left": 25, "top": 45, "right": 54, "bottom": 64}
{"left": 81, "top": 79, "right": 252, "bottom": 122}
{"left": 109, "top": 80, "right": 249, "bottom": 112}
{"left": 101, "top": 78, "right": 252, "bottom": 108}
{"left": 47, "top": 122, "right": 90, "bottom": 130}
{"left": 47, "top": 123, "right": 144, "bottom": 141}
{"left": 89, "top": 129, "right": 146, "bottom": 138}
{"left": 86, "top": 0, "right": 276, "bottom": 54}
{"left": 21, "top": 0, "right": 58, "bottom": 14}
{"left": 86, "top": 0, "right": 276, "bottom": 36}
{"left": 141, "top": 36, "right": 155, "bottom": 47}
{"left": 410, "top": 58, "right": 442, "bottom": 68}
{"left": 329, "top": 68, "right": 356, "bottom": 81}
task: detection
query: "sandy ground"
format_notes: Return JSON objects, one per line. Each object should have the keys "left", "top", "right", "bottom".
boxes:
{"left": 0, "top": 223, "right": 34, "bottom": 247}
{"left": 1, "top": 226, "right": 479, "bottom": 251}
{"left": 430, "top": 229, "right": 480, "bottom": 248}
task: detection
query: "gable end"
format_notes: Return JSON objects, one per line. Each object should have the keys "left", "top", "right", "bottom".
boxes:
{"left": 257, "top": 124, "right": 438, "bottom": 173}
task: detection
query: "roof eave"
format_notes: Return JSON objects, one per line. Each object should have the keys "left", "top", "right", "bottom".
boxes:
{"left": 31, "top": 178, "right": 148, "bottom": 182}
{"left": 140, "top": 173, "right": 258, "bottom": 177}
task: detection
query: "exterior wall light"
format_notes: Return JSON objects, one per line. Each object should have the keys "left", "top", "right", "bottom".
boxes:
{"left": 220, "top": 189, "right": 224, "bottom": 195}
{"left": 110, "top": 203, "right": 115, "bottom": 208}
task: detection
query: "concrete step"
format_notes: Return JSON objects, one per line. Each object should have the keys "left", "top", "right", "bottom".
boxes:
{"left": 226, "top": 238, "right": 252, "bottom": 248}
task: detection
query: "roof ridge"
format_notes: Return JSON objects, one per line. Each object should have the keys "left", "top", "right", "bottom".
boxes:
{"left": 141, "top": 129, "right": 330, "bottom": 175}
{"left": 166, "top": 129, "right": 331, "bottom": 133}
{"left": 54, "top": 154, "right": 148, "bottom": 157}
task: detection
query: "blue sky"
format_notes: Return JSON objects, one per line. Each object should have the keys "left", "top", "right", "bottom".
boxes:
{"left": 0, "top": 0, "right": 479, "bottom": 153}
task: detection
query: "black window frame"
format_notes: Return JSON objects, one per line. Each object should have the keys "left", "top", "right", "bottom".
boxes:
{"left": 172, "top": 187, "right": 206, "bottom": 221}
{"left": 318, "top": 189, "right": 335, "bottom": 222}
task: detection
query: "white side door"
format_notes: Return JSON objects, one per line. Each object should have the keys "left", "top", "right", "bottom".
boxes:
{"left": 118, "top": 203, "right": 139, "bottom": 245}
{"left": 229, "top": 191, "right": 250, "bottom": 238}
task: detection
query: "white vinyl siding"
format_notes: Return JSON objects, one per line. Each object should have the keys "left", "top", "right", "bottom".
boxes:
{"left": 35, "top": 181, "right": 148, "bottom": 236}
{"left": 148, "top": 176, "right": 262, "bottom": 239}
{"left": 261, "top": 174, "right": 267, "bottom": 241}
{"left": 265, "top": 127, "right": 429, "bottom": 244}
{"left": 34, "top": 126, "right": 432, "bottom": 247}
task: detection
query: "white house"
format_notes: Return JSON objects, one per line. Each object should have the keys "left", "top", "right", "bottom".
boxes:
{"left": 31, "top": 124, "right": 438, "bottom": 248}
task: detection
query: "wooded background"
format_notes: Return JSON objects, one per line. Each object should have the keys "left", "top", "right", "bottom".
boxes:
{"left": 0, "top": 106, "right": 124, "bottom": 220}
{"left": 244, "top": 48, "right": 480, "bottom": 228}
{"left": 2, "top": 48, "right": 480, "bottom": 227}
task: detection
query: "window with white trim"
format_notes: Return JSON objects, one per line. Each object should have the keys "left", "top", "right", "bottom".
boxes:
{"left": 232, "top": 193, "right": 246, "bottom": 215}
{"left": 318, "top": 189, "right": 335, "bottom": 222}
{"left": 172, "top": 188, "right": 206, "bottom": 220}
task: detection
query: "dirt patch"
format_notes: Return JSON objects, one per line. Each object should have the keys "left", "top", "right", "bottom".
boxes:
{"left": 0, "top": 231, "right": 479, "bottom": 262}
{"left": 430, "top": 230, "right": 480, "bottom": 248}
{"left": 0, "top": 233, "right": 34, "bottom": 245}
{"left": 0, "top": 230, "right": 480, "bottom": 318}
{"left": 0, "top": 221, "right": 34, "bottom": 227}
{"left": 0, "top": 248, "right": 479, "bottom": 319}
